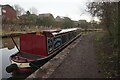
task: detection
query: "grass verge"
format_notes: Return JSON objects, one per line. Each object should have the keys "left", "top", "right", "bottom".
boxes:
{"left": 94, "top": 31, "right": 118, "bottom": 78}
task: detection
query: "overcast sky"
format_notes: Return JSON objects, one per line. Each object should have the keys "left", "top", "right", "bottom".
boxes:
{"left": 0, "top": 0, "right": 97, "bottom": 22}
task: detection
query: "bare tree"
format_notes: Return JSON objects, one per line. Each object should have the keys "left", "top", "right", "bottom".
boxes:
{"left": 13, "top": 4, "right": 25, "bottom": 16}
{"left": 29, "top": 7, "right": 38, "bottom": 15}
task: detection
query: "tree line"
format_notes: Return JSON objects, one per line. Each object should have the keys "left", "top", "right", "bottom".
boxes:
{"left": 2, "top": 4, "right": 100, "bottom": 30}
{"left": 87, "top": 2, "right": 119, "bottom": 46}
{"left": 2, "top": 4, "right": 77, "bottom": 29}
{"left": 87, "top": 1, "right": 120, "bottom": 77}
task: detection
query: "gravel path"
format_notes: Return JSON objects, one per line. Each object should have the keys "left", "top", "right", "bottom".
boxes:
{"left": 50, "top": 32, "right": 102, "bottom": 78}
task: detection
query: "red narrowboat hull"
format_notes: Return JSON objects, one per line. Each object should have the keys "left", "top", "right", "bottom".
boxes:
{"left": 6, "top": 28, "right": 81, "bottom": 73}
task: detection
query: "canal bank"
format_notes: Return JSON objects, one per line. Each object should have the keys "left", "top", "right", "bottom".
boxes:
{"left": 26, "top": 32, "right": 102, "bottom": 79}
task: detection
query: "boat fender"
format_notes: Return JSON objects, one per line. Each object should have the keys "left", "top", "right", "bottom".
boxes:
{"left": 6, "top": 64, "right": 18, "bottom": 73}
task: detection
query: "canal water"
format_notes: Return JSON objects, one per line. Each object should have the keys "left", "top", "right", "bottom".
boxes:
{"left": 1, "top": 47, "right": 18, "bottom": 79}
{"left": 1, "top": 37, "right": 33, "bottom": 79}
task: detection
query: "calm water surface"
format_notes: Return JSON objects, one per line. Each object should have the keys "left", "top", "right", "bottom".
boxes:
{"left": 1, "top": 37, "right": 33, "bottom": 79}
{"left": 1, "top": 47, "right": 18, "bottom": 78}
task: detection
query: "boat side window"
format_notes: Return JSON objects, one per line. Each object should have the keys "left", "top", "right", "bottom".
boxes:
{"left": 54, "top": 36, "right": 61, "bottom": 49}
{"left": 48, "top": 38, "right": 53, "bottom": 53}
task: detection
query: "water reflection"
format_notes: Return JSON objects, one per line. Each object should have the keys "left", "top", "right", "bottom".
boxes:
{"left": 1, "top": 47, "right": 33, "bottom": 79}
{"left": 1, "top": 47, "right": 18, "bottom": 78}
{"left": 1, "top": 37, "right": 19, "bottom": 49}
{"left": 1, "top": 37, "right": 35, "bottom": 79}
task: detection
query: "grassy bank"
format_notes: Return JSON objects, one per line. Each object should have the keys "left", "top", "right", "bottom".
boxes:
{"left": 1, "top": 26, "right": 54, "bottom": 36}
{"left": 94, "top": 31, "right": 118, "bottom": 78}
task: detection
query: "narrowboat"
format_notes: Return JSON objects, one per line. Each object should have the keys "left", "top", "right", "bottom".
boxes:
{"left": 6, "top": 28, "right": 81, "bottom": 73}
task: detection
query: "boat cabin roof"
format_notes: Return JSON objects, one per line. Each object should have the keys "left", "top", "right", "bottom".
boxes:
{"left": 52, "top": 28, "right": 78, "bottom": 36}
{"left": 21, "top": 28, "right": 78, "bottom": 37}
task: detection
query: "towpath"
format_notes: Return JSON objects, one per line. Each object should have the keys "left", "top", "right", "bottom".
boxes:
{"left": 49, "top": 32, "right": 102, "bottom": 78}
